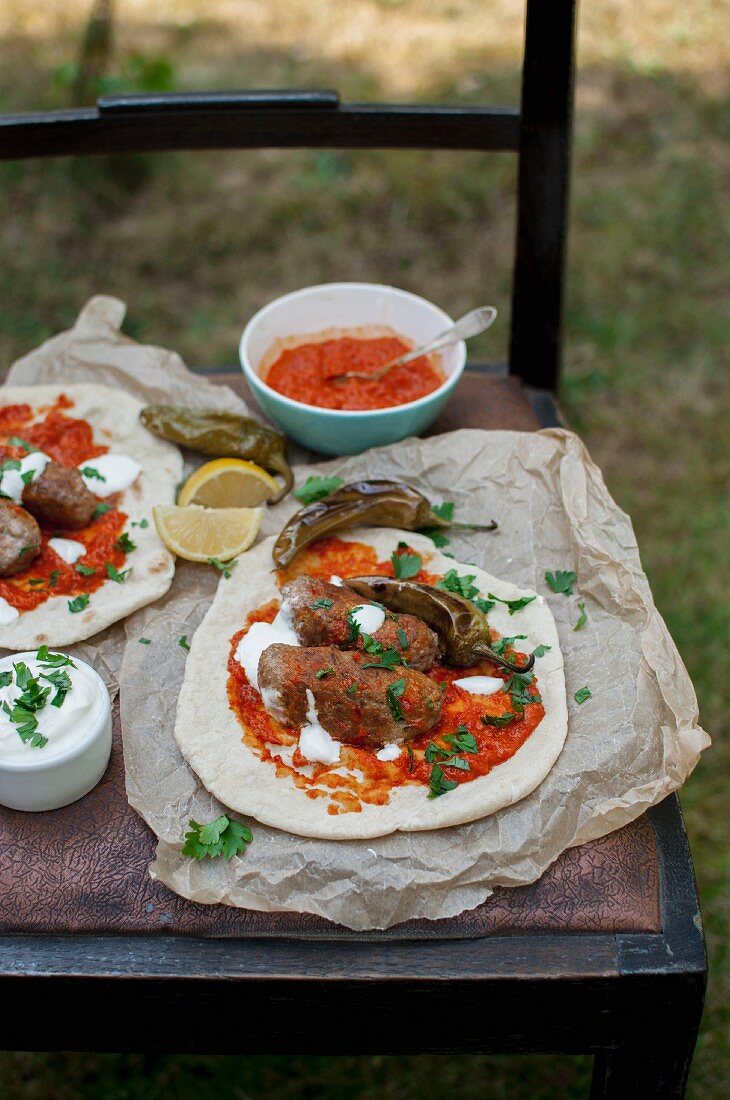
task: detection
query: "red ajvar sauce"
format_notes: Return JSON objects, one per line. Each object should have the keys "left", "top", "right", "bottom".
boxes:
{"left": 0, "top": 396, "right": 129, "bottom": 611}
{"left": 263, "top": 334, "right": 445, "bottom": 411}
{"left": 227, "top": 538, "right": 544, "bottom": 815}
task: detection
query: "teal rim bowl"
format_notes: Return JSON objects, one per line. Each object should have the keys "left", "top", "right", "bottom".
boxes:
{"left": 239, "top": 282, "right": 466, "bottom": 456}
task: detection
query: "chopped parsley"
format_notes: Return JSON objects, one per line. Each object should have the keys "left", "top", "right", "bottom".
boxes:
{"left": 445, "top": 726, "right": 478, "bottom": 754}
{"left": 67, "top": 594, "right": 90, "bottom": 613}
{"left": 362, "top": 646, "right": 406, "bottom": 671}
{"left": 80, "top": 466, "right": 106, "bottom": 482}
{"left": 138, "top": 637, "right": 151, "bottom": 645}
{"left": 0, "top": 671, "right": 12, "bottom": 688}
{"left": 36, "top": 646, "right": 75, "bottom": 669}
{"left": 440, "top": 754, "right": 471, "bottom": 771}
{"left": 27, "top": 578, "right": 45, "bottom": 587}
{"left": 391, "top": 543, "right": 422, "bottom": 580}
{"left": 436, "top": 568, "right": 479, "bottom": 601}
{"left": 48, "top": 569, "right": 60, "bottom": 588}
{"left": 427, "top": 763, "right": 459, "bottom": 799}
{"left": 431, "top": 502, "right": 455, "bottom": 522}
{"left": 346, "top": 609, "right": 362, "bottom": 642}
{"left": 19, "top": 545, "right": 38, "bottom": 559}
{"left": 105, "top": 562, "right": 130, "bottom": 584}
{"left": 573, "top": 601, "right": 588, "bottom": 631}
{"left": 396, "top": 627, "right": 409, "bottom": 650}
{"left": 131, "top": 518, "right": 149, "bottom": 528}
{"left": 480, "top": 712, "right": 518, "bottom": 728}
{"left": 405, "top": 742, "right": 415, "bottom": 772}
{"left": 0, "top": 458, "right": 21, "bottom": 472}
{"left": 178, "top": 635, "right": 190, "bottom": 651}
{"left": 490, "top": 634, "right": 528, "bottom": 657}
{"left": 532, "top": 644, "right": 552, "bottom": 658}
{"left": 574, "top": 686, "right": 592, "bottom": 705}
{"left": 487, "top": 592, "right": 537, "bottom": 615}
{"left": 315, "top": 666, "right": 334, "bottom": 679}
{"left": 419, "top": 527, "right": 450, "bottom": 548}
{"left": 310, "top": 597, "right": 334, "bottom": 610}
{"left": 75, "top": 563, "right": 96, "bottom": 576}
{"left": 20, "top": 469, "right": 35, "bottom": 486}
{"left": 41, "top": 668, "right": 72, "bottom": 708}
{"left": 504, "top": 669, "right": 541, "bottom": 710}
{"left": 208, "top": 556, "right": 236, "bottom": 579}
{"left": 293, "top": 475, "right": 344, "bottom": 505}
{"left": 385, "top": 678, "right": 406, "bottom": 722}
{"left": 6, "top": 435, "right": 34, "bottom": 452}
{"left": 93, "top": 502, "right": 112, "bottom": 518}
{"left": 116, "top": 532, "right": 136, "bottom": 554}
{"left": 345, "top": 683, "right": 359, "bottom": 696}
{"left": 182, "top": 815, "right": 253, "bottom": 861}
{"left": 545, "top": 569, "right": 577, "bottom": 596}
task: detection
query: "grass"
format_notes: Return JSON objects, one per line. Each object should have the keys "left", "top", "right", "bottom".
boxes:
{"left": 0, "top": 1, "right": 728, "bottom": 1096}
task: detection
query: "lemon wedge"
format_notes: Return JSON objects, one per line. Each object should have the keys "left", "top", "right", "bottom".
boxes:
{"left": 178, "top": 458, "right": 279, "bottom": 508}
{"left": 153, "top": 504, "right": 263, "bottom": 562}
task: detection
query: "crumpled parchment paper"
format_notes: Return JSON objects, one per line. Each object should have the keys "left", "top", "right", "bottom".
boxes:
{"left": 7, "top": 297, "right": 710, "bottom": 931}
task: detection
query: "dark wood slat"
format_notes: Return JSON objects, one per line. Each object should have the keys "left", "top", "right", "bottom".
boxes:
{"left": 97, "top": 90, "right": 340, "bottom": 113}
{"left": 510, "top": 0, "right": 577, "bottom": 390}
{"left": 0, "top": 103, "right": 520, "bottom": 160}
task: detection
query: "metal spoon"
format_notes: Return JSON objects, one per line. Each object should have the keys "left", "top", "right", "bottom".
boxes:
{"left": 326, "top": 305, "right": 497, "bottom": 384}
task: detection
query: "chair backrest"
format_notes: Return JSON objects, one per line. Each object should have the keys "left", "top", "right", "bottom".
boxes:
{"left": 0, "top": 0, "right": 577, "bottom": 392}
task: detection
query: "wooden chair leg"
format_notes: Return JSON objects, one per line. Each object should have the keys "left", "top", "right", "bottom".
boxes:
{"left": 589, "top": 974, "right": 705, "bottom": 1099}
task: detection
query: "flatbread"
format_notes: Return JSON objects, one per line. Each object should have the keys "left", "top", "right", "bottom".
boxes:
{"left": 175, "top": 529, "right": 568, "bottom": 840}
{"left": 0, "top": 384, "right": 182, "bottom": 648}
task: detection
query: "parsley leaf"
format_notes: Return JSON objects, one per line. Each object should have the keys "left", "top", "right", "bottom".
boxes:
{"left": 427, "top": 763, "right": 459, "bottom": 799}
{"left": 532, "top": 644, "right": 551, "bottom": 658}
{"left": 20, "top": 469, "right": 35, "bottom": 485}
{"left": 574, "top": 686, "right": 592, "bottom": 705}
{"left": 441, "top": 755, "right": 471, "bottom": 771}
{"left": 293, "top": 475, "right": 344, "bottom": 505}
{"left": 81, "top": 465, "right": 106, "bottom": 482}
{"left": 138, "top": 637, "right": 151, "bottom": 645}
{"left": 182, "top": 815, "right": 252, "bottom": 861}
{"left": 573, "top": 601, "right": 588, "bottom": 631}
{"left": 346, "top": 683, "right": 359, "bottom": 696}
{"left": 19, "top": 545, "right": 38, "bottom": 559}
{"left": 316, "top": 666, "right": 334, "bottom": 679}
{"left": 405, "top": 742, "right": 415, "bottom": 772}
{"left": 105, "top": 562, "right": 130, "bottom": 584}
{"left": 178, "top": 635, "right": 190, "bottom": 651}
{"left": 480, "top": 712, "right": 518, "bottom": 728}
{"left": 386, "top": 678, "right": 406, "bottom": 722}
{"left": 431, "top": 501, "right": 455, "bottom": 522}
{"left": 68, "top": 594, "right": 90, "bottom": 613}
{"left": 504, "top": 669, "right": 541, "bottom": 710}
{"left": 346, "top": 609, "right": 361, "bottom": 643}
{"left": 490, "top": 634, "right": 528, "bottom": 657}
{"left": 396, "top": 627, "right": 409, "bottom": 650}
{"left": 418, "top": 527, "right": 450, "bottom": 548}
{"left": 75, "top": 563, "right": 96, "bottom": 576}
{"left": 93, "top": 502, "right": 112, "bottom": 518}
{"left": 444, "top": 727, "right": 478, "bottom": 754}
{"left": 487, "top": 592, "right": 537, "bottom": 615}
{"left": 391, "top": 544, "right": 422, "bottom": 580}
{"left": 0, "top": 671, "right": 12, "bottom": 688}
{"left": 116, "top": 532, "right": 136, "bottom": 553}
{"left": 545, "top": 570, "right": 577, "bottom": 596}
{"left": 208, "top": 556, "right": 236, "bottom": 579}
{"left": 131, "top": 518, "right": 149, "bottom": 528}
{"left": 36, "top": 646, "right": 75, "bottom": 669}
{"left": 41, "top": 668, "right": 72, "bottom": 708}
{"left": 362, "top": 646, "right": 406, "bottom": 671}
{"left": 6, "top": 435, "right": 34, "bottom": 452}
{"left": 310, "top": 597, "right": 334, "bottom": 609}
{"left": 48, "top": 569, "right": 60, "bottom": 588}
{"left": 436, "top": 569, "right": 479, "bottom": 601}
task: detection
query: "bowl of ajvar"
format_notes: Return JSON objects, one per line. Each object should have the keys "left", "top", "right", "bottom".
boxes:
{"left": 239, "top": 282, "right": 466, "bottom": 455}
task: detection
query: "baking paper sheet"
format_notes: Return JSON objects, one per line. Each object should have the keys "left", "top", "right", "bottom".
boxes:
{"left": 7, "top": 297, "right": 710, "bottom": 930}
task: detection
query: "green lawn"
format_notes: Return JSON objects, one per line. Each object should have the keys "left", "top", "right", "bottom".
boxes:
{"left": 0, "top": 1, "right": 727, "bottom": 1095}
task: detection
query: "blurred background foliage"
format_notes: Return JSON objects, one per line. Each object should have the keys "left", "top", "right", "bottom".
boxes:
{"left": 0, "top": 0, "right": 727, "bottom": 1096}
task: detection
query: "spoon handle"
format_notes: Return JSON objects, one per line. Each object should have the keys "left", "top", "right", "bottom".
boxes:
{"left": 396, "top": 305, "right": 497, "bottom": 367}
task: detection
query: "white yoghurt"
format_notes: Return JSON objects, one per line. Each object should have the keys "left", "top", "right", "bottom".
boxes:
{"left": 78, "top": 454, "right": 141, "bottom": 496}
{"left": 376, "top": 743, "right": 402, "bottom": 762}
{"left": 350, "top": 603, "right": 386, "bottom": 636}
{"left": 298, "top": 689, "right": 341, "bottom": 765}
{"left": 48, "top": 538, "right": 86, "bottom": 565}
{"left": 0, "top": 597, "right": 19, "bottom": 625}
{"left": 453, "top": 675, "right": 504, "bottom": 696}
{"left": 0, "top": 651, "right": 108, "bottom": 763}
{"left": 329, "top": 575, "right": 344, "bottom": 587}
{"left": 0, "top": 451, "right": 51, "bottom": 503}
{"left": 235, "top": 612, "right": 300, "bottom": 691}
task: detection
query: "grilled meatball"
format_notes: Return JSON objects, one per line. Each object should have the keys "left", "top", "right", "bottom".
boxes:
{"left": 258, "top": 643, "right": 443, "bottom": 748}
{"left": 0, "top": 500, "right": 41, "bottom": 576}
{"left": 281, "top": 576, "right": 439, "bottom": 672}
{"left": 22, "top": 462, "right": 97, "bottom": 530}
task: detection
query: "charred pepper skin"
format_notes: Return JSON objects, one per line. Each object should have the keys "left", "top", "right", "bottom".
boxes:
{"left": 139, "top": 405, "right": 293, "bottom": 503}
{"left": 347, "top": 574, "right": 535, "bottom": 674}
{"left": 272, "top": 479, "right": 497, "bottom": 568}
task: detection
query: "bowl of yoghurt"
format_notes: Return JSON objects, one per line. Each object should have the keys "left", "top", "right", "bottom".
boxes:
{"left": 0, "top": 648, "right": 112, "bottom": 811}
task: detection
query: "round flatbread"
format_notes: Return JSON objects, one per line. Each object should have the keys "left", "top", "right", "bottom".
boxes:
{"left": 175, "top": 528, "right": 568, "bottom": 840}
{"left": 0, "top": 384, "right": 182, "bottom": 648}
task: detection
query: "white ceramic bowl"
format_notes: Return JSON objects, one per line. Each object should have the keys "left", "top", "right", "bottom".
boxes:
{"left": 239, "top": 282, "right": 466, "bottom": 455}
{"left": 0, "top": 651, "right": 112, "bottom": 812}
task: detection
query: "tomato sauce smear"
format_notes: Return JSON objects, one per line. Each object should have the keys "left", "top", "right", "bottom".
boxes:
{"left": 0, "top": 395, "right": 129, "bottom": 611}
{"left": 263, "top": 334, "right": 445, "bottom": 411}
{"left": 227, "top": 539, "right": 544, "bottom": 816}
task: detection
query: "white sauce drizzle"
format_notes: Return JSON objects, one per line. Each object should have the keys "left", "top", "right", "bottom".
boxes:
{"left": 235, "top": 611, "right": 300, "bottom": 691}
{"left": 48, "top": 538, "right": 86, "bottom": 565}
{"left": 453, "top": 675, "right": 504, "bottom": 696}
{"left": 0, "top": 451, "right": 51, "bottom": 503}
{"left": 0, "top": 652, "right": 107, "bottom": 763}
{"left": 298, "top": 688, "right": 341, "bottom": 765}
{"left": 0, "top": 598, "right": 19, "bottom": 625}
{"left": 329, "top": 574, "right": 344, "bottom": 587}
{"left": 350, "top": 603, "right": 386, "bottom": 635}
{"left": 78, "top": 454, "right": 141, "bottom": 496}
{"left": 376, "top": 743, "right": 402, "bottom": 761}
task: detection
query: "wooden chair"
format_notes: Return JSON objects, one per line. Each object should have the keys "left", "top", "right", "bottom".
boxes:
{"left": 0, "top": 1, "right": 706, "bottom": 1095}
